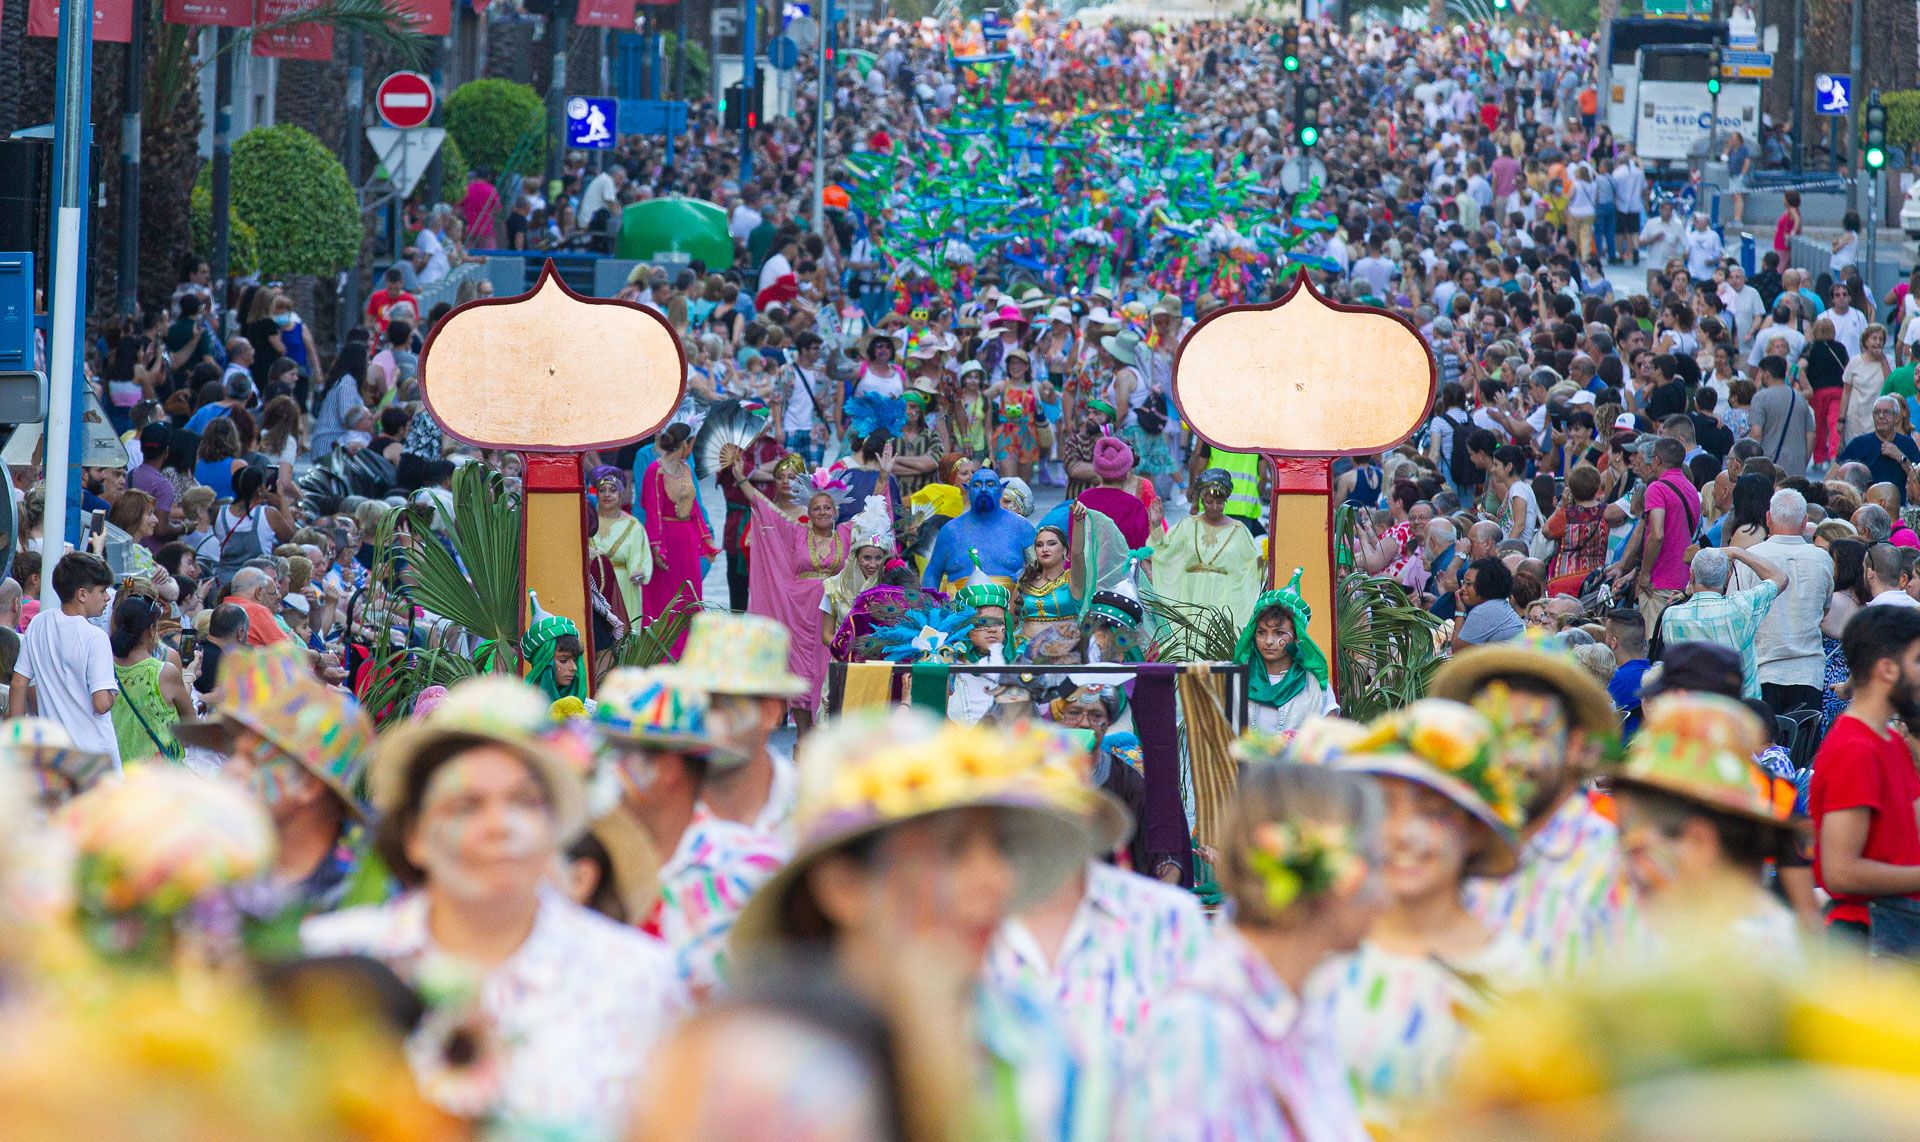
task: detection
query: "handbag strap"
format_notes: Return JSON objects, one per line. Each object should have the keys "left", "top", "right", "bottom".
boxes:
{"left": 116, "top": 663, "right": 182, "bottom": 762}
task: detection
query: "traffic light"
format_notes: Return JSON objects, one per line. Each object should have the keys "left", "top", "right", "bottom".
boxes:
{"left": 724, "top": 81, "right": 747, "bottom": 130}
{"left": 1281, "top": 22, "right": 1300, "bottom": 72}
{"left": 1294, "top": 79, "right": 1322, "bottom": 148}
{"left": 1866, "top": 91, "right": 1889, "bottom": 171}
{"left": 1705, "top": 47, "right": 1722, "bottom": 95}
{"left": 1492, "top": 0, "right": 1508, "bottom": 10}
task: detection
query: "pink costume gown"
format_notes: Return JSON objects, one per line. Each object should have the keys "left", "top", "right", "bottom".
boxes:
{"left": 746, "top": 494, "right": 848, "bottom": 715}
{"left": 640, "top": 461, "right": 714, "bottom": 657}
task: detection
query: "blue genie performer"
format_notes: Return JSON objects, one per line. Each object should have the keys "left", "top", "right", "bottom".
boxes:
{"left": 922, "top": 468, "right": 1036, "bottom": 592}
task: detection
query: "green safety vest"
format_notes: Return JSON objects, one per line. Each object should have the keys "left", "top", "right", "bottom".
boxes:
{"left": 1214, "top": 449, "right": 1264, "bottom": 520}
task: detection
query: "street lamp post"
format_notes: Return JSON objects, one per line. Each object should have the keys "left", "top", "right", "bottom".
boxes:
{"left": 45, "top": 0, "right": 98, "bottom": 597}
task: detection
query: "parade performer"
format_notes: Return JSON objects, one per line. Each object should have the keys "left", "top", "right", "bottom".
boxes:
{"left": 1434, "top": 637, "right": 1635, "bottom": 980}
{"left": 1235, "top": 569, "right": 1335, "bottom": 734}
{"left": 729, "top": 709, "right": 1116, "bottom": 1140}
{"left": 303, "top": 676, "right": 688, "bottom": 1137}
{"left": 821, "top": 497, "right": 895, "bottom": 646}
{"left": 1151, "top": 468, "right": 1262, "bottom": 634}
{"left": 990, "top": 348, "right": 1043, "bottom": 483}
{"left": 1310, "top": 701, "right": 1534, "bottom": 1131}
{"left": 1079, "top": 436, "right": 1152, "bottom": 549}
{"left": 522, "top": 595, "right": 587, "bottom": 702}
{"left": 671, "top": 613, "right": 810, "bottom": 840}
{"left": 589, "top": 466, "right": 653, "bottom": 624}
{"left": 0, "top": 717, "right": 112, "bottom": 812}
{"left": 1137, "top": 759, "right": 1380, "bottom": 1142}
{"left": 640, "top": 423, "right": 715, "bottom": 655}
{"left": 923, "top": 468, "right": 1038, "bottom": 592}
{"left": 177, "top": 641, "right": 375, "bottom": 918}
{"left": 594, "top": 667, "right": 788, "bottom": 999}
{"left": 1017, "top": 504, "right": 1091, "bottom": 658}
{"left": 1608, "top": 691, "right": 1802, "bottom": 959}
{"left": 733, "top": 455, "right": 853, "bottom": 733}
{"left": 988, "top": 721, "right": 1212, "bottom": 1049}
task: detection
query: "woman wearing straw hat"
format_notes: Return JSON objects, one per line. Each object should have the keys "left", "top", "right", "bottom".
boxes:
{"left": 1309, "top": 699, "right": 1535, "bottom": 1131}
{"left": 729, "top": 709, "right": 1113, "bottom": 1140}
{"left": 1136, "top": 759, "right": 1384, "bottom": 1142}
{"left": 303, "top": 675, "right": 687, "bottom": 1136}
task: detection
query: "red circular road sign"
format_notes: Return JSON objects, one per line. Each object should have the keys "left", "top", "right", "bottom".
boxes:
{"left": 375, "top": 71, "right": 436, "bottom": 130}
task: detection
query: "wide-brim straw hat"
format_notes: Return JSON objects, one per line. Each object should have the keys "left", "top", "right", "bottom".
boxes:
{"left": 672, "top": 612, "right": 809, "bottom": 699}
{"left": 1340, "top": 699, "right": 1521, "bottom": 878}
{"left": 593, "top": 666, "right": 742, "bottom": 764}
{"left": 0, "top": 717, "right": 114, "bottom": 803}
{"left": 368, "top": 675, "right": 591, "bottom": 842}
{"left": 1428, "top": 641, "right": 1618, "bottom": 738}
{"left": 1611, "top": 692, "right": 1802, "bottom": 839}
{"left": 175, "top": 642, "right": 375, "bottom": 821}
{"left": 730, "top": 711, "right": 1096, "bottom": 959}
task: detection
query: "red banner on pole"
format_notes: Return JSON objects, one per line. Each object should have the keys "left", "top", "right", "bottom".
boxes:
{"left": 573, "top": 0, "right": 636, "bottom": 29}
{"left": 251, "top": 0, "right": 333, "bottom": 59}
{"left": 389, "top": 0, "right": 450, "bottom": 36}
{"left": 27, "top": 0, "right": 134, "bottom": 41}
{"left": 162, "top": 0, "right": 250, "bottom": 26}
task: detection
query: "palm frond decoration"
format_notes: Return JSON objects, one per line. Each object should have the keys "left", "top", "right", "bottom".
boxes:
{"left": 403, "top": 463, "right": 524, "bottom": 663}
{"left": 1334, "top": 573, "right": 1445, "bottom": 723}
{"left": 1139, "top": 588, "right": 1240, "bottom": 663}
{"left": 612, "top": 591, "right": 701, "bottom": 668}
{"left": 362, "top": 646, "right": 480, "bottom": 729}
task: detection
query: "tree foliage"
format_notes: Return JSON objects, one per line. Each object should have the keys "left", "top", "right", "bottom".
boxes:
{"left": 436, "top": 129, "right": 470, "bottom": 206}
{"left": 188, "top": 184, "right": 261, "bottom": 278}
{"left": 1884, "top": 91, "right": 1920, "bottom": 151}
{"left": 444, "top": 78, "right": 547, "bottom": 177}
{"left": 193, "top": 124, "right": 359, "bottom": 278}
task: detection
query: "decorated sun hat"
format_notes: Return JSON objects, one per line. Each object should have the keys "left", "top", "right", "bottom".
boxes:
{"left": 368, "top": 674, "right": 591, "bottom": 842}
{"left": 174, "top": 641, "right": 375, "bottom": 820}
{"left": 593, "top": 666, "right": 739, "bottom": 762}
{"left": 1233, "top": 715, "right": 1370, "bottom": 768}
{"left": 1612, "top": 692, "right": 1799, "bottom": 836}
{"left": 672, "top": 611, "right": 809, "bottom": 699}
{"left": 0, "top": 718, "right": 114, "bottom": 806}
{"left": 1428, "top": 631, "right": 1619, "bottom": 739}
{"left": 730, "top": 709, "right": 1096, "bottom": 957}
{"left": 1341, "top": 699, "right": 1522, "bottom": 878}
{"left": 989, "top": 304, "right": 1028, "bottom": 327}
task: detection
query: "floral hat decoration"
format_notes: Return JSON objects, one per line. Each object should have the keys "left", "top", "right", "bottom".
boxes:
{"left": 1612, "top": 692, "right": 1800, "bottom": 839}
{"left": 1242, "top": 818, "right": 1370, "bottom": 915}
{"left": 0, "top": 718, "right": 115, "bottom": 810}
{"left": 1233, "top": 715, "right": 1370, "bottom": 768}
{"left": 730, "top": 709, "right": 1096, "bottom": 957}
{"left": 1343, "top": 699, "right": 1523, "bottom": 878}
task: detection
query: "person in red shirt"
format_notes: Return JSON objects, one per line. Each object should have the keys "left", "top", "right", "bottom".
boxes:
{"left": 364, "top": 266, "right": 419, "bottom": 336}
{"left": 1811, "top": 605, "right": 1920, "bottom": 942}
{"left": 225, "top": 566, "right": 290, "bottom": 647}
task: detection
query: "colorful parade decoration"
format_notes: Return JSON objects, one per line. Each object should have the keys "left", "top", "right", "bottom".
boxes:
{"left": 418, "top": 263, "right": 686, "bottom": 688}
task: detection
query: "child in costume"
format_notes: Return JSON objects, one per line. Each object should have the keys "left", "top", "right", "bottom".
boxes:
{"left": 1235, "top": 568, "right": 1335, "bottom": 734}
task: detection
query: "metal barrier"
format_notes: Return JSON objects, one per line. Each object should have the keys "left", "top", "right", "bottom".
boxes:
{"left": 823, "top": 659, "right": 1252, "bottom": 731}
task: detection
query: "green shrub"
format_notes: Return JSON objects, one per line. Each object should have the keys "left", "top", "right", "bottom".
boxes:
{"left": 444, "top": 78, "right": 546, "bottom": 176}
{"left": 436, "top": 129, "right": 469, "bottom": 205}
{"left": 660, "top": 33, "right": 711, "bottom": 100}
{"left": 1883, "top": 91, "right": 1920, "bottom": 152}
{"left": 188, "top": 182, "right": 261, "bottom": 278}
{"left": 193, "top": 124, "right": 358, "bottom": 278}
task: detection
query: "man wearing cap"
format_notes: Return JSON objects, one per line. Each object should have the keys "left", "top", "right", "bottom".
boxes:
{"left": 595, "top": 668, "right": 788, "bottom": 999}
{"left": 671, "top": 612, "right": 809, "bottom": 841}
{"left": 1437, "top": 642, "right": 1637, "bottom": 979}
{"left": 182, "top": 642, "right": 376, "bottom": 916}
{"left": 987, "top": 724, "right": 1210, "bottom": 1050}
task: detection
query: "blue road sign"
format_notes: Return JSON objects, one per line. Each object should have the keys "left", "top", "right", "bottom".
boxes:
{"left": 1814, "top": 74, "right": 1853, "bottom": 116}
{"left": 767, "top": 35, "right": 799, "bottom": 70}
{"left": 617, "top": 99, "right": 689, "bottom": 136}
{"left": 565, "top": 96, "right": 618, "bottom": 149}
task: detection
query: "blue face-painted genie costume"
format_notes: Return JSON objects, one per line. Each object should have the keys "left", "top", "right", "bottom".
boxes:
{"left": 923, "top": 469, "right": 1037, "bottom": 591}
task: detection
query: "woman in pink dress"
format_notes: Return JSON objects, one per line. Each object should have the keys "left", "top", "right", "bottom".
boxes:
{"left": 640, "top": 423, "right": 716, "bottom": 656}
{"left": 729, "top": 451, "right": 874, "bottom": 736}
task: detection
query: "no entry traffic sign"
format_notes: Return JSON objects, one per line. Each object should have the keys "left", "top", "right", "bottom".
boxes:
{"left": 376, "top": 71, "right": 436, "bottom": 130}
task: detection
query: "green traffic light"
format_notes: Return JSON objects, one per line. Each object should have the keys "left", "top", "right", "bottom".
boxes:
{"left": 1301, "top": 125, "right": 1319, "bottom": 147}
{"left": 1707, "top": 79, "right": 1721, "bottom": 94}
{"left": 1867, "top": 147, "right": 1887, "bottom": 170}
{"left": 1283, "top": 54, "right": 1300, "bottom": 71}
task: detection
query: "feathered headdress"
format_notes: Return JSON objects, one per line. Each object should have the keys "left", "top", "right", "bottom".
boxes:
{"left": 692, "top": 398, "right": 771, "bottom": 479}
{"left": 789, "top": 468, "right": 853, "bottom": 509}
{"left": 845, "top": 393, "right": 908, "bottom": 441}
{"left": 864, "top": 603, "right": 979, "bottom": 663}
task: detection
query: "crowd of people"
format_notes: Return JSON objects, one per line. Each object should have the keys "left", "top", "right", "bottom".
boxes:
{"left": 13, "top": 4, "right": 1920, "bottom": 1138}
